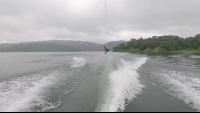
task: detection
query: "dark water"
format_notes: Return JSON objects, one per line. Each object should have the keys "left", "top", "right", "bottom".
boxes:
{"left": 0, "top": 52, "right": 199, "bottom": 112}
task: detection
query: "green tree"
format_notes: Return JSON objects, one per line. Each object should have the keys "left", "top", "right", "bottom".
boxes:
{"left": 153, "top": 47, "right": 167, "bottom": 52}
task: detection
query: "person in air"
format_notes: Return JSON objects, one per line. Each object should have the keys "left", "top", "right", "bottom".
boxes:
{"left": 104, "top": 46, "right": 109, "bottom": 52}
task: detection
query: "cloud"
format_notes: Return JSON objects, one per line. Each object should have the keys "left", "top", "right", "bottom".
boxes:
{"left": 0, "top": 0, "right": 200, "bottom": 44}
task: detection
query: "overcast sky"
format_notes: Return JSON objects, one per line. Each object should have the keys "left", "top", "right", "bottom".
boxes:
{"left": 0, "top": 0, "right": 200, "bottom": 44}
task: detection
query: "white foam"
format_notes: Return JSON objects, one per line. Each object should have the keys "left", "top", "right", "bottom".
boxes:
{"left": 0, "top": 69, "right": 68, "bottom": 112}
{"left": 158, "top": 70, "right": 200, "bottom": 111}
{"left": 71, "top": 57, "right": 87, "bottom": 68}
{"left": 97, "top": 57, "right": 147, "bottom": 112}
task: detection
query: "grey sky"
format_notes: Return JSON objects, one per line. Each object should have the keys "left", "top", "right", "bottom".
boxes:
{"left": 0, "top": 0, "right": 200, "bottom": 44}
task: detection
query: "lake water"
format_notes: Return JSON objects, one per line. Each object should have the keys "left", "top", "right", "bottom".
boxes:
{"left": 0, "top": 52, "right": 199, "bottom": 112}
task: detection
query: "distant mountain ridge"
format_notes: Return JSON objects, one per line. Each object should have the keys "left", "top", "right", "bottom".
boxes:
{"left": 0, "top": 40, "right": 126, "bottom": 52}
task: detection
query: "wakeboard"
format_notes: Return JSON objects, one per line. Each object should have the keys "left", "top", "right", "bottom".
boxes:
{"left": 104, "top": 49, "right": 110, "bottom": 54}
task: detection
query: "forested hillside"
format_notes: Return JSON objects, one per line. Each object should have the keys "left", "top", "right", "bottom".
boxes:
{"left": 0, "top": 40, "right": 126, "bottom": 52}
{"left": 112, "top": 34, "right": 200, "bottom": 52}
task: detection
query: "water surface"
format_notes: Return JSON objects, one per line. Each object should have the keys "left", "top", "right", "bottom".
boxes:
{"left": 0, "top": 52, "right": 199, "bottom": 112}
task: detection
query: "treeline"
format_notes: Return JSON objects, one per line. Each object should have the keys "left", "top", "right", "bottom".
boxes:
{"left": 112, "top": 34, "right": 200, "bottom": 52}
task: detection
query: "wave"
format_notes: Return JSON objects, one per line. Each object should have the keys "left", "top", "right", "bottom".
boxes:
{"left": 96, "top": 56, "right": 147, "bottom": 112}
{"left": 156, "top": 69, "right": 200, "bottom": 111}
{"left": 0, "top": 68, "right": 71, "bottom": 112}
{"left": 71, "top": 57, "right": 87, "bottom": 68}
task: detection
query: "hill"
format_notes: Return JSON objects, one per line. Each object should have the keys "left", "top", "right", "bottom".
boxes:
{"left": 112, "top": 34, "right": 200, "bottom": 53}
{"left": 0, "top": 40, "right": 126, "bottom": 52}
